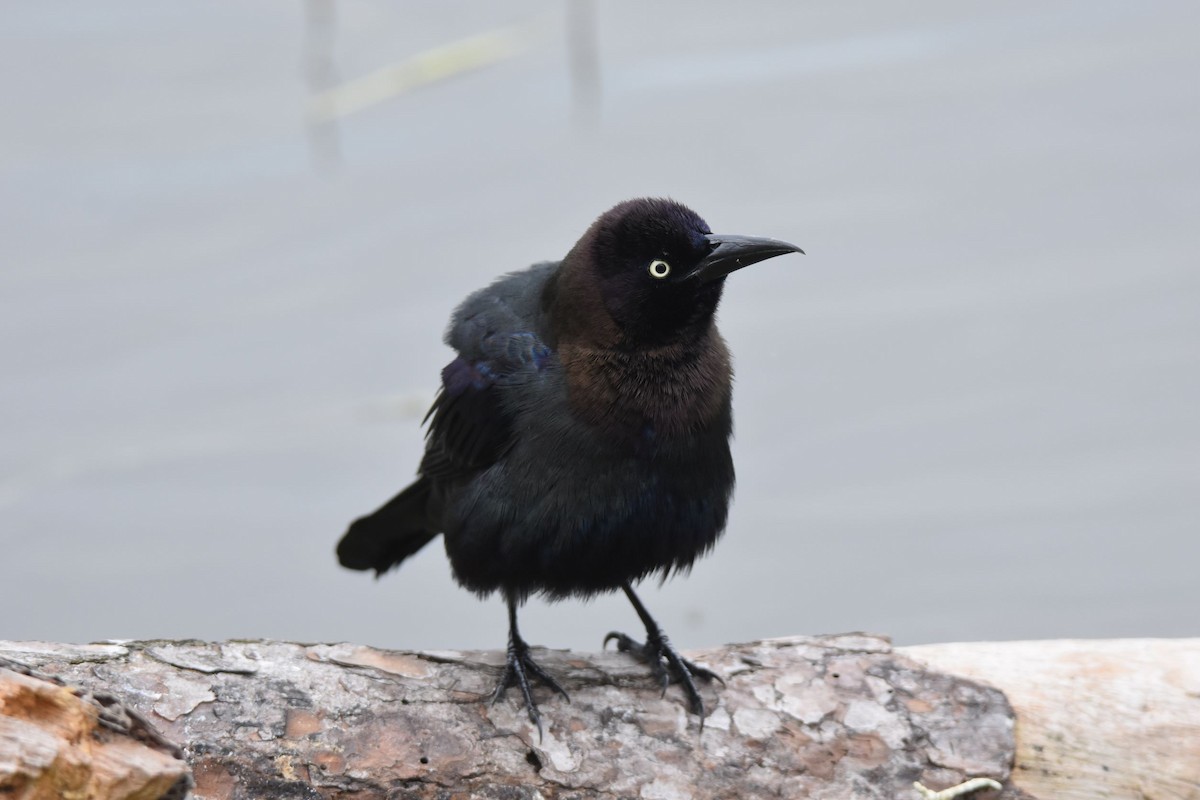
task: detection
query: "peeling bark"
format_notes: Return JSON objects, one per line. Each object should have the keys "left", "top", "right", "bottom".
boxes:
{"left": 0, "top": 653, "right": 191, "bottom": 800}
{"left": 1, "top": 635, "right": 1026, "bottom": 800}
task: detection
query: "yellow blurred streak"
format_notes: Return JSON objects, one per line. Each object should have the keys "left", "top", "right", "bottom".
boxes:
{"left": 307, "top": 24, "right": 532, "bottom": 122}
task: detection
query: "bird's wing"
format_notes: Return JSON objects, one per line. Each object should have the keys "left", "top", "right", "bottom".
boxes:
{"left": 420, "top": 263, "right": 557, "bottom": 482}
{"left": 420, "top": 332, "right": 551, "bottom": 482}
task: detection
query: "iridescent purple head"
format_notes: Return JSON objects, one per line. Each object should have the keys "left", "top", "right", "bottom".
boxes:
{"left": 556, "top": 198, "right": 803, "bottom": 348}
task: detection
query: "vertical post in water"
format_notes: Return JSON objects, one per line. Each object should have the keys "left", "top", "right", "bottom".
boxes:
{"left": 303, "top": 0, "right": 341, "bottom": 171}
{"left": 568, "top": 0, "right": 601, "bottom": 128}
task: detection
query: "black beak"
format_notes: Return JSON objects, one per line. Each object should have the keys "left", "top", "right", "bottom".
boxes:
{"left": 691, "top": 234, "right": 805, "bottom": 283}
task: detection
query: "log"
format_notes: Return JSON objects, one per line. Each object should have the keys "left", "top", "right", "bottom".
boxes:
{"left": 1, "top": 636, "right": 1195, "bottom": 799}
{"left": 2, "top": 635, "right": 1024, "bottom": 800}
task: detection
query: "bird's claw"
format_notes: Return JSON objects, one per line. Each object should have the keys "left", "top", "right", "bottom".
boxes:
{"left": 491, "top": 639, "right": 569, "bottom": 741}
{"left": 604, "top": 630, "right": 722, "bottom": 722}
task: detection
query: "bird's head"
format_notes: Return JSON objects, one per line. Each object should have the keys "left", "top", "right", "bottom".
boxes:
{"left": 549, "top": 198, "right": 803, "bottom": 349}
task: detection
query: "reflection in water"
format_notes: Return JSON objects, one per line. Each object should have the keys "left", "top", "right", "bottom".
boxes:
{"left": 303, "top": 0, "right": 341, "bottom": 172}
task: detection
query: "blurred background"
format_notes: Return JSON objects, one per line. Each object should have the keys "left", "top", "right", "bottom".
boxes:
{"left": 2, "top": 1, "right": 1197, "bottom": 653}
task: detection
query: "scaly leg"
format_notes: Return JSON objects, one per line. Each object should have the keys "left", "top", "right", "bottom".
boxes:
{"left": 491, "top": 593, "right": 569, "bottom": 739}
{"left": 604, "top": 582, "right": 722, "bottom": 724}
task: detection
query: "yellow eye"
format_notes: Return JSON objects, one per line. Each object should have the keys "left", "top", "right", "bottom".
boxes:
{"left": 648, "top": 259, "right": 671, "bottom": 279}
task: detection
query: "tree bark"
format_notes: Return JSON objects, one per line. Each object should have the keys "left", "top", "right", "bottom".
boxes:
{"left": 2, "top": 635, "right": 1194, "bottom": 800}
{"left": 0, "top": 653, "right": 191, "bottom": 800}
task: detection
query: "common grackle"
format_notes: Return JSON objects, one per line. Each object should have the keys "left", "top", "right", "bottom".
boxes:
{"left": 338, "top": 198, "right": 803, "bottom": 735}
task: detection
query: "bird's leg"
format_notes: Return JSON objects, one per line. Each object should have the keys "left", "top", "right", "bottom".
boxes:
{"left": 491, "top": 593, "right": 569, "bottom": 740}
{"left": 604, "top": 582, "right": 723, "bottom": 723}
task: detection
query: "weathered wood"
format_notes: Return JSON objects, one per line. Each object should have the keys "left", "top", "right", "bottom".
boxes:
{"left": 0, "top": 653, "right": 191, "bottom": 800}
{"left": 1, "top": 635, "right": 1024, "bottom": 800}
{"left": 902, "top": 639, "right": 1200, "bottom": 800}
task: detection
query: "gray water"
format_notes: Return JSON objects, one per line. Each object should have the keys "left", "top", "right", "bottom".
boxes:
{"left": 2, "top": 1, "right": 1197, "bottom": 653}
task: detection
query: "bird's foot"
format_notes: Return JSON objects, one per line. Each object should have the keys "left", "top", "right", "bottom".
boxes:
{"left": 491, "top": 637, "right": 569, "bottom": 740}
{"left": 604, "top": 630, "right": 723, "bottom": 721}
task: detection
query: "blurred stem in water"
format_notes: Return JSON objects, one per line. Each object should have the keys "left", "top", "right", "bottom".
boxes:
{"left": 568, "top": 0, "right": 601, "bottom": 129}
{"left": 304, "top": 0, "right": 342, "bottom": 173}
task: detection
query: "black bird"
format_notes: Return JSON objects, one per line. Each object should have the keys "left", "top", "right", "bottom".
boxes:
{"left": 338, "top": 198, "right": 802, "bottom": 734}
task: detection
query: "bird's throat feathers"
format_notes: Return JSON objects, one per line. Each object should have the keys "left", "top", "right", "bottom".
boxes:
{"left": 556, "top": 335, "right": 733, "bottom": 438}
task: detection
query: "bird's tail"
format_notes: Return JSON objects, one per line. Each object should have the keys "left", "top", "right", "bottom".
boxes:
{"left": 337, "top": 478, "right": 440, "bottom": 576}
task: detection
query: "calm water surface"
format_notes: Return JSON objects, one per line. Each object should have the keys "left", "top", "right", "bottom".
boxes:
{"left": 1, "top": 1, "right": 1197, "bottom": 651}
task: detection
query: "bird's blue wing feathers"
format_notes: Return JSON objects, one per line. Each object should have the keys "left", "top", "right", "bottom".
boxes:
{"left": 421, "top": 263, "right": 557, "bottom": 481}
{"left": 420, "top": 333, "right": 550, "bottom": 481}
